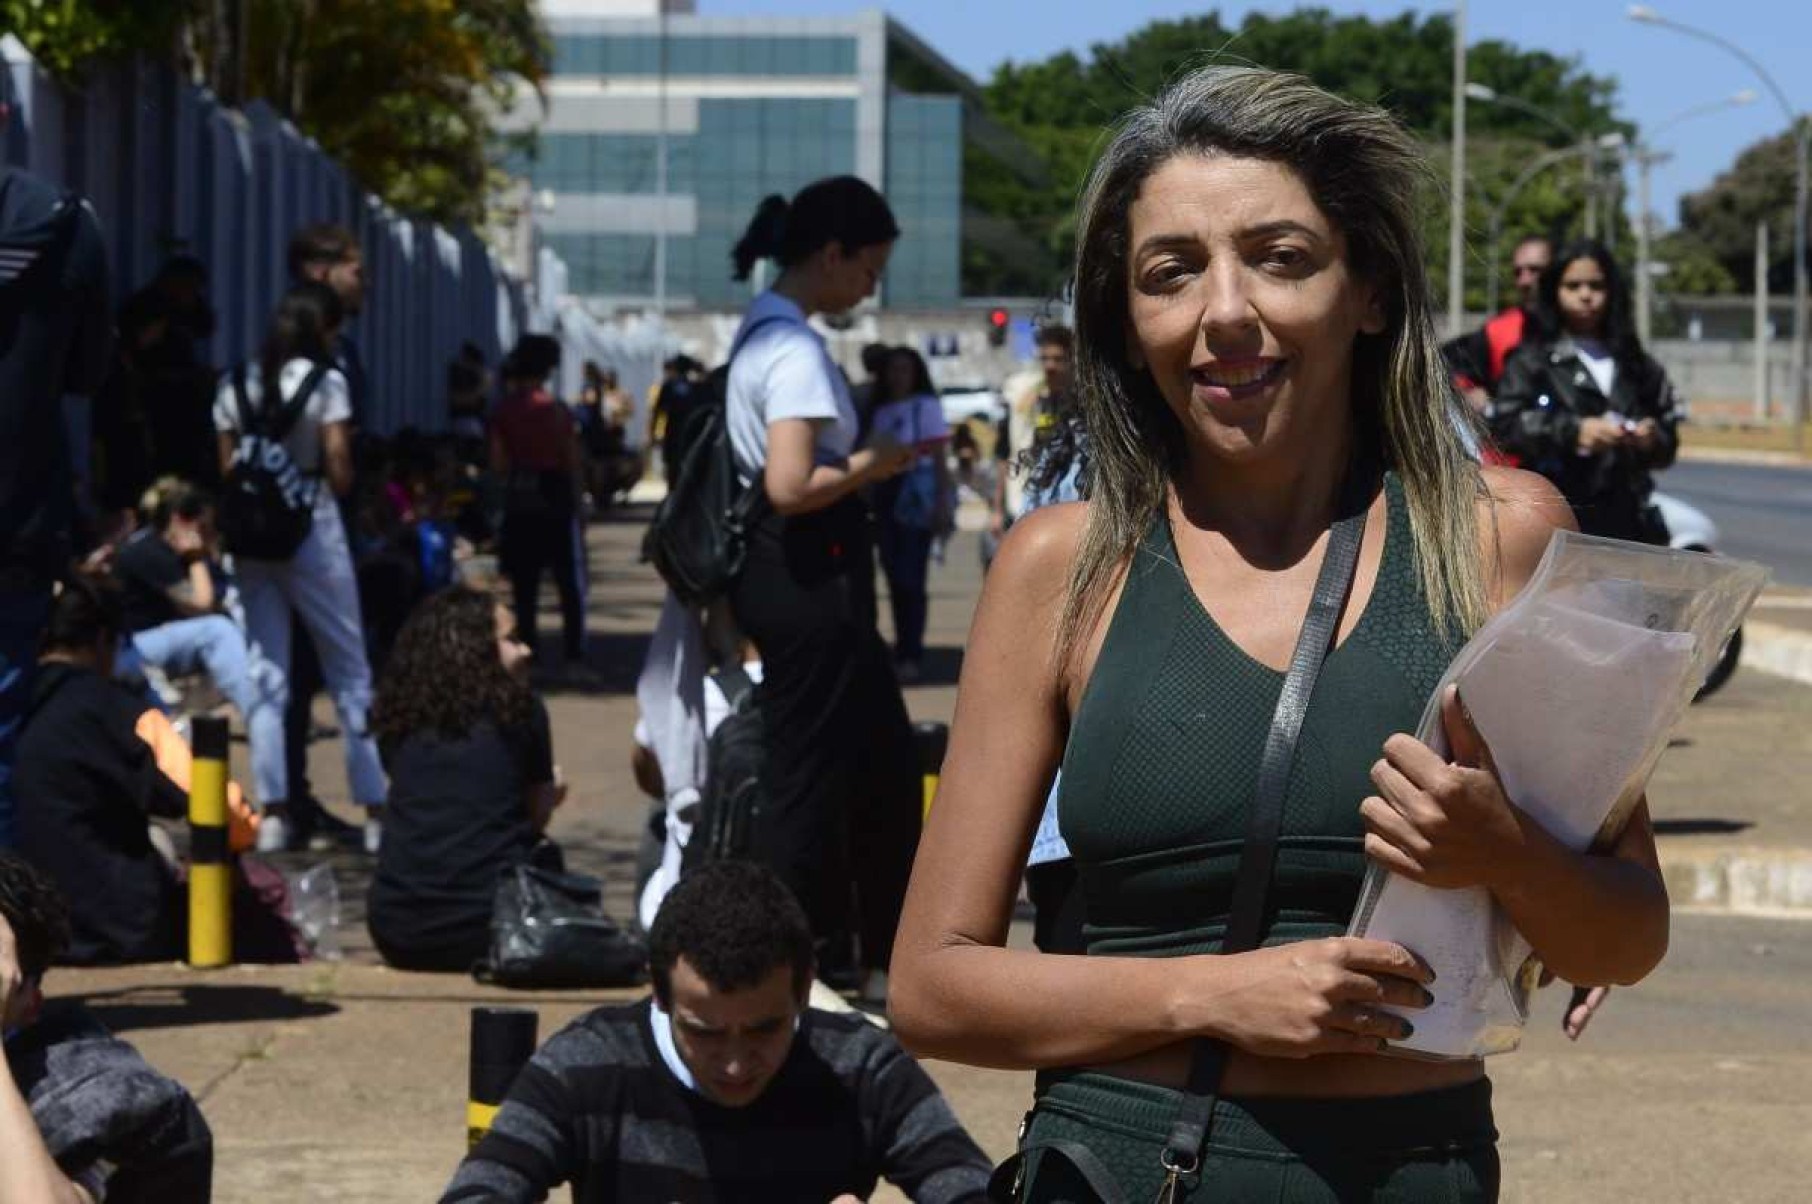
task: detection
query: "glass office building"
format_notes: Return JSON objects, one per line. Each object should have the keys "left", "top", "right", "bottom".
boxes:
{"left": 512, "top": 3, "right": 1042, "bottom": 309}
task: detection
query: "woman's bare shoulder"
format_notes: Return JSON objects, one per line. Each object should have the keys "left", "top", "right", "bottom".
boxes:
{"left": 1477, "top": 465, "right": 1578, "bottom": 603}
{"left": 991, "top": 502, "right": 1090, "bottom": 594}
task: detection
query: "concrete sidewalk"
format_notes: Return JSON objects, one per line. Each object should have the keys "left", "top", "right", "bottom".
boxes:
{"left": 40, "top": 502, "right": 1812, "bottom": 1202}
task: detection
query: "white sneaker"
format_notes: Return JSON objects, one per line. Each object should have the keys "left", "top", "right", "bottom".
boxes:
{"left": 255, "top": 814, "right": 291, "bottom": 854}
{"left": 362, "top": 816, "right": 383, "bottom": 855}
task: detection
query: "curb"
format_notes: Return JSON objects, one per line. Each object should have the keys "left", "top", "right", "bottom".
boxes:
{"left": 1676, "top": 444, "right": 1811, "bottom": 468}
{"left": 1739, "top": 620, "right": 1812, "bottom": 687}
{"left": 1659, "top": 845, "right": 1812, "bottom": 918}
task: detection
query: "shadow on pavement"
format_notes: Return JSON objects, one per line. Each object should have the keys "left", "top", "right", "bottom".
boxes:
{"left": 64, "top": 984, "right": 339, "bottom": 1035}
{"left": 1652, "top": 817, "right": 1756, "bottom": 836}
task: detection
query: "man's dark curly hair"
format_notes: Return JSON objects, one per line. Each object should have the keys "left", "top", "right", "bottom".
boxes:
{"left": 0, "top": 852, "right": 71, "bottom": 982}
{"left": 648, "top": 861, "right": 814, "bottom": 1007}
{"left": 371, "top": 586, "right": 534, "bottom": 754}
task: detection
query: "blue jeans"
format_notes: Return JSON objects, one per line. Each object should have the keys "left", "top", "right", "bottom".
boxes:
{"left": 238, "top": 494, "right": 387, "bottom": 807}
{"left": 0, "top": 587, "right": 52, "bottom": 849}
{"left": 120, "top": 614, "right": 285, "bottom": 807}
{"left": 876, "top": 518, "right": 933, "bottom": 663}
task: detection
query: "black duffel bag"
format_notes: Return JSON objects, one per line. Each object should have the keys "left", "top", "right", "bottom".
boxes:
{"left": 474, "top": 864, "right": 647, "bottom": 990}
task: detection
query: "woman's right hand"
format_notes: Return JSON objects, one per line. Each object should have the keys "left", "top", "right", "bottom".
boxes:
{"left": 1199, "top": 937, "right": 1435, "bottom": 1059}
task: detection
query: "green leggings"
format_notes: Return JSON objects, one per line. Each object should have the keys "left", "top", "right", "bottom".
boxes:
{"left": 1014, "top": 1073, "right": 1498, "bottom": 1203}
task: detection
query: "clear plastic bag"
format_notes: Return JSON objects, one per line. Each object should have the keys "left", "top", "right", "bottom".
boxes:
{"left": 287, "top": 864, "right": 342, "bottom": 961}
{"left": 1348, "top": 531, "right": 1769, "bottom": 1059}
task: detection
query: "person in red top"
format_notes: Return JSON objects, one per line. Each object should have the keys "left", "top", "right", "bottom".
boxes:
{"left": 1443, "top": 235, "right": 1552, "bottom": 467}
{"left": 1446, "top": 235, "right": 1553, "bottom": 403}
{"left": 490, "top": 335, "right": 586, "bottom": 668}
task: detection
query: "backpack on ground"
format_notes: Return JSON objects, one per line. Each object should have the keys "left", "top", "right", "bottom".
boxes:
{"left": 681, "top": 666, "right": 767, "bottom": 874}
{"left": 217, "top": 362, "right": 329, "bottom": 561}
{"left": 641, "top": 316, "right": 788, "bottom": 606}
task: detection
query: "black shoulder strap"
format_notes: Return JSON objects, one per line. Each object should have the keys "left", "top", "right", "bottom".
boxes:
{"left": 725, "top": 312, "right": 794, "bottom": 369}
{"left": 711, "top": 665, "right": 755, "bottom": 711}
{"left": 1156, "top": 487, "right": 1371, "bottom": 1192}
{"left": 232, "top": 364, "right": 256, "bottom": 435}
{"left": 267, "top": 361, "right": 331, "bottom": 444}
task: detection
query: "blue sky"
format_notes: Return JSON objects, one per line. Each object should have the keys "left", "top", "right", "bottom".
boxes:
{"left": 701, "top": 0, "right": 1812, "bottom": 229}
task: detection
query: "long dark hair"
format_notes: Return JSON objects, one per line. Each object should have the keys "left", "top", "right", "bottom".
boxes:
{"left": 372, "top": 586, "right": 535, "bottom": 753}
{"left": 1534, "top": 238, "right": 1641, "bottom": 364}
{"left": 872, "top": 345, "right": 936, "bottom": 408}
{"left": 261, "top": 281, "right": 342, "bottom": 405}
{"left": 731, "top": 176, "right": 899, "bottom": 281}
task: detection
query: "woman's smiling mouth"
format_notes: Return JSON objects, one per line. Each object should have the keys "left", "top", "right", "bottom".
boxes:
{"left": 1191, "top": 357, "right": 1288, "bottom": 403}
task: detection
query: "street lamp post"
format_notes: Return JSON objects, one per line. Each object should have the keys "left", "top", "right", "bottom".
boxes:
{"left": 1484, "top": 137, "right": 1625, "bottom": 310}
{"left": 1630, "top": 91, "right": 1757, "bottom": 344}
{"left": 1448, "top": 0, "right": 1468, "bottom": 334}
{"left": 1466, "top": 82, "right": 1610, "bottom": 242}
{"left": 1630, "top": 4, "right": 1806, "bottom": 440}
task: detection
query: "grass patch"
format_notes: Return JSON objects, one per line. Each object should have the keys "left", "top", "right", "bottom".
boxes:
{"left": 1682, "top": 421, "right": 1812, "bottom": 457}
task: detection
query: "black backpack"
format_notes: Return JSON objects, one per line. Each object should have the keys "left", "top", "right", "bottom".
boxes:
{"left": 641, "top": 316, "right": 787, "bottom": 606}
{"left": 682, "top": 666, "right": 768, "bottom": 874}
{"left": 217, "top": 362, "right": 329, "bottom": 561}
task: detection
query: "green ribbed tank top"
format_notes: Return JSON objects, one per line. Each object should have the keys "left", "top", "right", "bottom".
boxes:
{"left": 1058, "top": 474, "right": 1467, "bottom": 958}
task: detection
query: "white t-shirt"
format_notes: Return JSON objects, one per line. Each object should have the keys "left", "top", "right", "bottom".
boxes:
{"left": 212, "top": 357, "right": 353, "bottom": 477}
{"left": 869, "top": 393, "right": 950, "bottom": 468}
{"left": 1574, "top": 340, "right": 1618, "bottom": 399}
{"left": 725, "top": 291, "right": 859, "bottom": 484}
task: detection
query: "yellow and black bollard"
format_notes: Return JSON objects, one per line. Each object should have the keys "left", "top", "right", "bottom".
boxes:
{"left": 187, "top": 716, "right": 232, "bottom": 967}
{"left": 913, "top": 721, "right": 949, "bottom": 822}
{"left": 468, "top": 1007, "right": 538, "bottom": 1150}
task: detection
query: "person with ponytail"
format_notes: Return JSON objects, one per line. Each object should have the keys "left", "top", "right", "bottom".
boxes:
{"left": 722, "top": 176, "right": 921, "bottom": 1002}
{"left": 214, "top": 280, "right": 387, "bottom": 854}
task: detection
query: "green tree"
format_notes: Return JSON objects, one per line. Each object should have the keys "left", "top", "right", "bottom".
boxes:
{"left": 0, "top": 1, "right": 192, "bottom": 78}
{"left": 2, "top": 0, "right": 547, "bottom": 227}
{"left": 970, "top": 7, "right": 1628, "bottom": 305}
{"left": 1675, "top": 122, "right": 1807, "bottom": 294}
{"left": 1651, "top": 228, "right": 1739, "bottom": 296}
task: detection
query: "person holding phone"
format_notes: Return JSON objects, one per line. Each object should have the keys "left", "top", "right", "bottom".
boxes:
{"left": 868, "top": 346, "right": 952, "bottom": 681}
{"left": 722, "top": 178, "right": 923, "bottom": 1002}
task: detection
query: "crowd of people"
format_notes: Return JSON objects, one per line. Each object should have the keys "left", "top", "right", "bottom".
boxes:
{"left": 0, "top": 56, "right": 1696, "bottom": 1202}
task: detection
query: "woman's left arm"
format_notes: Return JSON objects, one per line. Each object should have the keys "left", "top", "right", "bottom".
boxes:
{"left": 1360, "top": 468, "right": 1668, "bottom": 988}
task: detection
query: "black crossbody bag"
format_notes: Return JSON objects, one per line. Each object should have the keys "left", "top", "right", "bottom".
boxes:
{"left": 989, "top": 494, "right": 1370, "bottom": 1204}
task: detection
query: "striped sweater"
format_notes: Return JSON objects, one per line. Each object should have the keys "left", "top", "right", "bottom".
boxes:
{"left": 441, "top": 1000, "right": 992, "bottom": 1203}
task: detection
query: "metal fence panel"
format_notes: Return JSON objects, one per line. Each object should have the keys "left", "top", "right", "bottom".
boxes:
{"left": 1, "top": 42, "right": 554, "bottom": 435}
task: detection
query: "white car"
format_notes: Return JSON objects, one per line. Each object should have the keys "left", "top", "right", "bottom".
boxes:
{"left": 1653, "top": 491, "right": 1717, "bottom": 552}
{"left": 1653, "top": 490, "right": 1742, "bottom": 700}
{"left": 938, "top": 385, "right": 1006, "bottom": 428}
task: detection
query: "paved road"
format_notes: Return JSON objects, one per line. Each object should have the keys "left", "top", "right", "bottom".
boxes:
{"left": 1659, "top": 459, "right": 1812, "bottom": 586}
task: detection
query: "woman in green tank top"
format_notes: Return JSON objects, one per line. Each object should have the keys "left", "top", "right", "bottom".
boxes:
{"left": 889, "top": 67, "right": 1669, "bottom": 1203}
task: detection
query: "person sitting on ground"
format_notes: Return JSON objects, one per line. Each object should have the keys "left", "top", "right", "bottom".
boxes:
{"left": 12, "top": 579, "right": 299, "bottom": 965}
{"left": 1, "top": 852, "right": 214, "bottom": 1203}
{"left": 111, "top": 478, "right": 282, "bottom": 797}
{"left": 441, "top": 860, "right": 992, "bottom": 1204}
{"left": 366, "top": 586, "right": 567, "bottom": 972}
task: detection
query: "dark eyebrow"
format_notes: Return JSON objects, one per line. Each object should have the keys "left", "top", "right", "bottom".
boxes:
{"left": 1133, "top": 221, "right": 1324, "bottom": 260}
{"left": 1131, "top": 233, "right": 1200, "bottom": 259}
{"left": 1237, "top": 220, "right": 1324, "bottom": 244}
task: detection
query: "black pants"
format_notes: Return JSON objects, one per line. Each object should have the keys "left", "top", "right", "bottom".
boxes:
{"left": 729, "top": 501, "right": 921, "bottom": 971}
{"left": 876, "top": 516, "right": 934, "bottom": 663}
{"left": 501, "top": 506, "right": 585, "bottom": 661}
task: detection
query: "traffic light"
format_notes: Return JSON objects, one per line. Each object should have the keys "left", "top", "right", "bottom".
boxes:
{"left": 986, "top": 307, "right": 1009, "bottom": 348}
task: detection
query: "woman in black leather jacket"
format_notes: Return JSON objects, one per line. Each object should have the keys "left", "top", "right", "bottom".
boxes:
{"left": 1489, "top": 238, "right": 1682, "bottom": 543}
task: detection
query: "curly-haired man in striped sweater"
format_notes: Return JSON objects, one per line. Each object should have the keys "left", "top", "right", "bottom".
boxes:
{"left": 442, "top": 860, "right": 991, "bottom": 1203}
